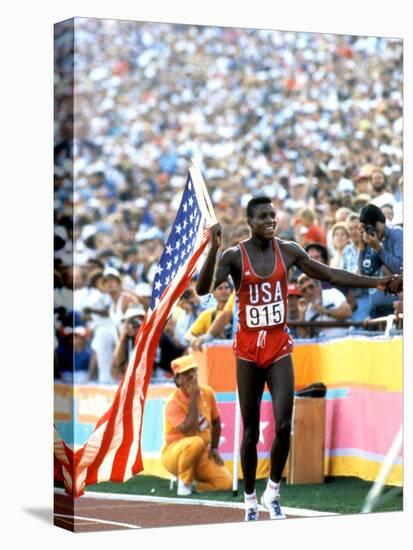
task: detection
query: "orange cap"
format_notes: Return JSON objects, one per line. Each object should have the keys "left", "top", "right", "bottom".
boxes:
{"left": 170, "top": 354, "right": 198, "bottom": 375}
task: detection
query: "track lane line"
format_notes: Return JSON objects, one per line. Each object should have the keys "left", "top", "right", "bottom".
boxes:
{"left": 54, "top": 513, "right": 141, "bottom": 529}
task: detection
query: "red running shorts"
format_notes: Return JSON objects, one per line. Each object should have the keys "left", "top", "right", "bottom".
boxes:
{"left": 233, "top": 328, "right": 294, "bottom": 368}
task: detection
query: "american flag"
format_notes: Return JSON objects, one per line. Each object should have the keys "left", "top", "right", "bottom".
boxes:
{"left": 150, "top": 175, "right": 206, "bottom": 310}
{"left": 54, "top": 161, "right": 216, "bottom": 497}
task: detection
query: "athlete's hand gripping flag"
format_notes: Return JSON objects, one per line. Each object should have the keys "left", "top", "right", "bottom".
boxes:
{"left": 54, "top": 160, "right": 217, "bottom": 497}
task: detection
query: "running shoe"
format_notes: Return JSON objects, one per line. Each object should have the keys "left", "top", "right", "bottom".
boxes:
{"left": 245, "top": 506, "right": 259, "bottom": 521}
{"left": 260, "top": 494, "right": 286, "bottom": 519}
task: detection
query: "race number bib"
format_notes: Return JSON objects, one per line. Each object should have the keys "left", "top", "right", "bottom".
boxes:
{"left": 245, "top": 301, "right": 285, "bottom": 328}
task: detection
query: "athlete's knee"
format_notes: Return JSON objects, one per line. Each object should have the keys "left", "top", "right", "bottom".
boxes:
{"left": 242, "top": 424, "right": 260, "bottom": 447}
{"left": 275, "top": 419, "right": 292, "bottom": 441}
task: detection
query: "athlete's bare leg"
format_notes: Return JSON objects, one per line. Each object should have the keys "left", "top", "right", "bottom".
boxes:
{"left": 265, "top": 354, "right": 295, "bottom": 483}
{"left": 236, "top": 358, "right": 266, "bottom": 494}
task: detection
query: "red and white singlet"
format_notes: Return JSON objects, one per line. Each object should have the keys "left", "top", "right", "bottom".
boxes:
{"left": 234, "top": 239, "right": 293, "bottom": 367}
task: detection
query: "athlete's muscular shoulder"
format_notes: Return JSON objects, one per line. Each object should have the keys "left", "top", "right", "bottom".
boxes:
{"left": 215, "top": 244, "right": 242, "bottom": 288}
{"left": 219, "top": 245, "right": 242, "bottom": 271}
{"left": 277, "top": 238, "right": 307, "bottom": 270}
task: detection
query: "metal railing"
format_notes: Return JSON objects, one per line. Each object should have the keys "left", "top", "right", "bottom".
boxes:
{"left": 288, "top": 313, "right": 403, "bottom": 338}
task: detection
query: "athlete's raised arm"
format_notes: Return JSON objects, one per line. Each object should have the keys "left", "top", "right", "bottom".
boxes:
{"left": 196, "top": 224, "right": 238, "bottom": 295}
{"left": 282, "top": 240, "right": 395, "bottom": 291}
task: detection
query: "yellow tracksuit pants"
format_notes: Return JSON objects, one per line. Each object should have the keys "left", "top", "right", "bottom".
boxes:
{"left": 161, "top": 436, "right": 232, "bottom": 491}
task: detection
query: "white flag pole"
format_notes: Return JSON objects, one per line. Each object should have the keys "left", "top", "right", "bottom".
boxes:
{"left": 361, "top": 424, "right": 403, "bottom": 513}
{"left": 190, "top": 158, "right": 217, "bottom": 225}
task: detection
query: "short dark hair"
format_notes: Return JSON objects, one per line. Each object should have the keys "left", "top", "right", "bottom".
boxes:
{"left": 304, "top": 242, "right": 328, "bottom": 264}
{"left": 246, "top": 196, "right": 273, "bottom": 218}
{"left": 359, "top": 204, "right": 386, "bottom": 225}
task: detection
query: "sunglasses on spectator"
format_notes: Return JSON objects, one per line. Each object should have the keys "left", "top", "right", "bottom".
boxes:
{"left": 300, "top": 283, "right": 316, "bottom": 293}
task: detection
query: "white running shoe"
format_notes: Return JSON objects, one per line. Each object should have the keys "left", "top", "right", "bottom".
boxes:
{"left": 260, "top": 493, "right": 286, "bottom": 519}
{"left": 245, "top": 506, "right": 259, "bottom": 521}
{"left": 177, "top": 479, "right": 193, "bottom": 496}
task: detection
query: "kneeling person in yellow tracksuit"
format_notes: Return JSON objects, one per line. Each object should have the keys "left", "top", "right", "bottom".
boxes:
{"left": 161, "top": 354, "right": 232, "bottom": 496}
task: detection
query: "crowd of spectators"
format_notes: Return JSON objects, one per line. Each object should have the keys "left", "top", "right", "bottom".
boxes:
{"left": 54, "top": 19, "right": 403, "bottom": 384}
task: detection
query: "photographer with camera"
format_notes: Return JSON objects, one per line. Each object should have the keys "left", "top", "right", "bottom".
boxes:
{"left": 358, "top": 204, "right": 403, "bottom": 318}
{"left": 112, "top": 304, "right": 146, "bottom": 380}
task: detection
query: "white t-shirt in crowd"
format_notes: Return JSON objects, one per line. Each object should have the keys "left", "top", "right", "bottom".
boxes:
{"left": 83, "top": 287, "right": 112, "bottom": 330}
{"left": 305, "top": 288, "right": 349, "bottom": 338}
{"left": 370, "top": 192, "right": 397, "bottom": 209}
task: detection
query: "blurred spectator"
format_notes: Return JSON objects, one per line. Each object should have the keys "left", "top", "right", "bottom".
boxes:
{"left": 284, "top": 177, "right": 308, "bottom": 212}
{"left": 354, "top": 165, "right": 374, "bottom": 196}
{"left": 297, "top": 208, "right": 326, "bottom": 247}
{"left": 103, "top": 267, "right": 139, "bottom": 331}
{"left": 184, "top": 281, "right": 233, "bottom": 349}
{"left": 173, "top": 281, "right": 203, "bottom": 348}
{"left": 303, "top": 243, "right": 332, "bottom": 290}
{"left": 329, "top": 222, "right": 350, "bottom": 268}
{"left": 82, "top": 268, "right": 118, "bottom": 384}
{"left": 65, "top": 265, "right": 89, "bottom": 319}
{"left": 329, "top": 222, "right": 357, "bottom": 312}
{"left": 328, "top": 160, "right": 355, "bottom": 197}
{"left": 327, "top": 160, "right": 343, "bottom": 184}
{"left": 334, "top": 207, "right": 353, "bottom": 223}
{"left": 297, "top": 275, "right": 352, "bottom": 339}
{"left": 286, "top": 283, "right": 302, "bottom": 338}
{"left": 352, "top": 193, "right": 372, "bottom": 213}
{"left": 135, "top": 282, "right": 153, "bottom": 311}
{"left": 342, "top": 214, "right": 362, "bottom": 273}
{"left": 325, "top": 208, "right": 351, "bottom": 257}
{"left": 304, "top": 242, "right": 329, "bottom": 265}
{"left": 112, "top": 304, "right": 146, "bottom": 380}
{"left": 153, "top": 316, "right": 185, "bottom": 381}
{"left": 56, "top": 326, "right": 94, "bottom": 384}
{"left": 342, "top": 213, "right": 371, "bottom": 321}
{"left": 370, "top": 168, "right": 397, "bottom": 209}
{"left": 320, "top": 215, "right": 334, "bottom": 256}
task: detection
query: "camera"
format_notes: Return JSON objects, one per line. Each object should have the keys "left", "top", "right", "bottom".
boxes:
{"left": 365, "top": 224, "right": 376, "bottom": 236}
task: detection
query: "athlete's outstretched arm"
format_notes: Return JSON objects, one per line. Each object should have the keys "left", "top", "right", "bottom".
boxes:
{"left": 287, "top": 241, "right": 394, "bottom": 291}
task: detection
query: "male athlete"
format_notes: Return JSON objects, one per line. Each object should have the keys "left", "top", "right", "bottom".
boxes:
{"left": 196, "top": 196, "right": 397, "bottom": 521}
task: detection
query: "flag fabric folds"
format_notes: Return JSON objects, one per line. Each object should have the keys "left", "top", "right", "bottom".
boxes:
{"left": 54, "top": 161, "right": 216, "bottom": 497}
